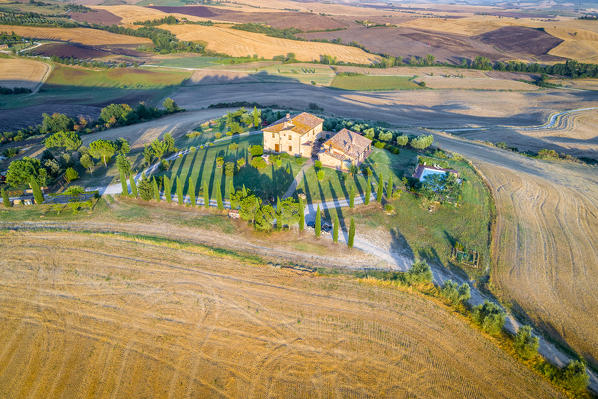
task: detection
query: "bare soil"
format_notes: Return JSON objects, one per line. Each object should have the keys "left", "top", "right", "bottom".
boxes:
{"left": 474, "top": 26, "right": 564, "bottom": 62}
{"left": 70, "top": 9, "right": 122, "bottom": 25}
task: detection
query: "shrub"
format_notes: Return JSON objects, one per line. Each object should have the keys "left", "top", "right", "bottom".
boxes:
{"left": 249, "top": 145, "right": 263, "bottom": 157}
{"left": 237, "top": 158, "right": 246, "bottom": 168}
{"left": 214, "top": 132, "right": 222, "bottom": 139}
{"left": 216, "top": 156, "right": 224, "bottom": 168}
{"left": 514, "top": 325, "right": 539, "bottom": 360}
{"left": 472, "top": 301, "right": 506, "bottom": 335}
{"left": 225, "top": 162, "right": 235, "bottom": 177}
{"left": 396, "top": 135, "right": 409, "bottom": 146}
{"left": 558, "top": 360, "right": 589, "bottom": 392}
{"left": 378, "top": 131, "right": 393, "bottom": 142}
{"left": 314, "top": 160, "right": 322, "bottom": 169}
{"left": 384, "top": 204, "right": 395, "bottom": 214}
{"left": 374, "top": 141, "right": 385, "bottom": 149}
{"left": 406, "top": 261, "right": 433, "bottom": 284}
{"left": 64, "top": 167, "right": 79, "bottom": 183}
{"left": 250, "top": 156, "right": 267, "bottom": 169}
{"left": 64, "top": 185, "right": 84, "bottom": 196}
{"left": 317, "top": 169, "right": 324, "bottom": 181}
{"left": 439, "top": 280, "right": 471, "bottom": 306}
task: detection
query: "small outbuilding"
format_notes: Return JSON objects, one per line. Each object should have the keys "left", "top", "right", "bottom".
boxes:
{"left": 318, "top": 128, "right": 372, "bottom": 171}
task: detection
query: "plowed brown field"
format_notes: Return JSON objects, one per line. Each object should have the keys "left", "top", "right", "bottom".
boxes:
{"left": 0, "top": 231, "right": 564, "bottom": 398}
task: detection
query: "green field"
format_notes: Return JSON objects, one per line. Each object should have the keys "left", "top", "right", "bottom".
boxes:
{"left": 149, "top": 56, "right": 230, "bottom": 69}
{"left": 331, "top": 74, "right": 422, "bottom": 91}
{"left": 260, "top": 64, "right": 336, "bottom": 85}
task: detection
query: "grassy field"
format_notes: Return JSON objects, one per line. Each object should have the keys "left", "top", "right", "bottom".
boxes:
{"left": 0, "top": 25, "right": 151, "bottom": 46}
{"left": 331, "top": 74, "right": 422, "bottom": 91}
{"left": 0, "top": 229, "right": 564, "bottom": 398}
{"left": 0, "top": 57, "right": 49, "bottom": 89}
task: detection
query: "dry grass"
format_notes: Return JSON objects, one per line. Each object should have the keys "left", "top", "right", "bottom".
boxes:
{"left": 161, "top": 24, "right": 380, "bottom": 64}
{"left": 0, "top": 230, "right": 564, "bottom": 398}
{"left": 0, "top": 25, "right": 151, "bottom": 46}
{"left": 91, "top": 5, "right": 210, "bottom": 25}
{"left": 417, "top": 75, "right": 538, "bottom": 91}
{"left": 0, "top": 57, "right": 49, "bottom": 89}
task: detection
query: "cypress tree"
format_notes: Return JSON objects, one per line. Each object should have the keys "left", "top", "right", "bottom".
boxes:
{"left": 153, "top": 177, "right": 160, "bottom": 201}
{"left": 129, "top": 175, "right": 138, "bottom": 198}
{"left": 164, "top": 176, "right": 172, "bottom": 203}
{"left": 299, "top": 198, "right": 305, "bottom": 232}
{"left": 349, "top": 185, "right": 355, "bottom": 208}
{"left": 215, "top": 180, "right": 224, "bottom": 210}
{"left": 203, "top": 180, "right": 209, "bottom": 208}
{"left": 315, "top": 205, "right": 321, "bottom": 238}
{"left": 2, "top": 188, "right": 11, "bottom": 207}
{"left": 30, "top": 178, "right": 44, "bottom": 204}
{"left": 188, "top": 177, "right": 196, "bottom": 206}
{"left": 333, "top": 214, "right": 339, "bottom": 243}
{"left": 242, "top": 184, "right": 247, "bottom": 197}
{"left": 276, "top": 196, "right": 281, "bottom": 230}
{"left": 227, "top": 178, "right": 234, "bottom": 199}
{"left": 176, "top": 176, "right": 184, "bottom": 205}
{"left": 387, "top": 175, "right": 393, "bottom": 199}
{"left": 365, "top": 176, "right": 371, "bottom": 205}
{"left": 348, "top": 217, "right": 355, "bottom": 248}
{"left": 119, "top": 169, "right": 128, "bottom": 196}
{"left": 377, "top": 173, "right": 384, "bottom": 203}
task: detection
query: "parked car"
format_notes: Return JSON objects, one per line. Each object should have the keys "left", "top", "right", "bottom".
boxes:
{"left": 307, "top": 220, "right": 332, "bottom": 232}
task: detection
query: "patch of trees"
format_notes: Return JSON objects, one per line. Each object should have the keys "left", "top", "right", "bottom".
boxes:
{"left": 133, "top": 16, "right": 179, "bottom": 26}
{"left": 142, "top": 133, "right": 176, "bottom": 167}
{"left": 48, "top": 55, "right": 131, "bottom": 69}
{"left": 0, "top": 86, "right": 32, "bottom": 94}
{"left": 230, "top": 187, "right": 301, "bottom": 232}
{"left": 224, "top": 107, "right": 261, "bottom": 134}
{"left": 231, "top": 23, "right": 302, "bottom": 40}
{"left": 0, "top": 10, "right": 79, "bottom": 27}
{"left": 0, "top": 31, "right": 26, "bottom": 45}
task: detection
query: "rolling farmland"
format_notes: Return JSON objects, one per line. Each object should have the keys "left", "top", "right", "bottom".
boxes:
{"left": 0, "top": 231, "right": 564, "bottom": 398}
{"left": 0, "top": 25, "right": 151, "bottom": 46}
{"left": 0, "top": 57, "right": 49, "bottom": 89}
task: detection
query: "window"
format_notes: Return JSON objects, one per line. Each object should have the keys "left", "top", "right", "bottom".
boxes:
{"left": 272, "top": 133, "right": 275, "bottom": 138}
{"left": 288, "top": 135, "right": 292, "bottom": 140}
{"left": 289, "top": 146, "right": 292, "bottom": 152}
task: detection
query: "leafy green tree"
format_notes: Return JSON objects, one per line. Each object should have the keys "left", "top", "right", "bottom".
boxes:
{"left": 224, "top": 162, "right": 235, "bottom": 177}
{"left": 333, "top": 214, "right": 339, "bottom": 243}
{"left": 176, "top": 176, "right": 184, "bottom": 205}
{"left": 279, "top": 197, "right": 300, "bottom": 228}
{"left": 559, "top": 360, "right": 589, "bottom": 392}
{"left": 89, "top": 140, "right": 116, "bottom": 167}
{"left": 64, "top": 167, "right": 79, "bottom": 183}
{"left": 440, "top": 280, "right": 470, "bottom": 306}
{"left": 349, "top": 185, "right": 355, "bottom": 208}
{"left": 44, "top": 131, "right": 82, "bottom": 151}
{"left": 100, "top": 103, "right": 135, "bottom": 127}
{"left": 472, "top": 301, "right": 506, "bottom": 336}
{"left": 188, "top": 177, "right": 196, "bottom": 206}
{"left": 163, "top": 133, "right": 176, "bottom": 154}
{"left": 164, "top": 176, "right": 172, "bottom": 203}
{"left": 203, "top": 180, "right": 210, "bottom": 208}
{"left": 79, "top": 153, "right": 94, "bottom": 173}
{"left": 150, "top": 139, "right": 168, "bottom": 161}
{"left": 249, "top": 145, "right": 263, "bottom": 157}
{"left": 396, "top": 135, "right": 409, "bottom": 146}
{"left": 387, "top": 175, "right": 393, "bottom": 198}
{"left": 299, "top": 197, "right": 305, "bottom": 232}
{"left": 240, "top": 194, "right": 261, "bottom": 223}
{"left": 129, "top": 175, "right": 138, "bottom": 198}
{"left": 252, "top": 106, "right": 261, "bottom": 128}
{"left": 215, "top": 181, "right": 224, "bottom": 210}
{"left": 377, "top": 174, "right": 384, "bottom": 203}
{"left": 163, "top": 97, "right": 179, "bottom": 113}
{"left": 30, "top": 177, "right": 44, "bottom": 204}
{"left": 348, "top": 217, "right": 355, "bottom": 248}
{"left": 410, "top": 135, "right": 434, "bottom": 150}
{"left": 254, "top": 204, "right": 275, "bottom": 231}
{"left": 514, "top": 325, "right": 539, "bottom": 360}
{"left": 365, "top": 176, "right": 371, "bottom": 205}
{"left": 119, "top": 168, "right": 128, "bottom": 196}
{"left": 7, "top": 157, "right": 44, "bottom": 187}
{"left": 116, "top": 154, "right": 131, "bottom": 177}
{"left": 137, "top": 174, "right": 154, "bottom": 201}
{"left": 315, "top": 205, "right": 321, "bottom": 238}
{"left": 152, "top": 177, "right": 160, "bottom": 201}
{"left": 378, "top": 131, "right": 393, "bottom": 142}
{"left": 116, "top": 137, "right": 131, "bottom": 155}
{"left": 40, "top": 113, "right": 74, "bottom": 134}
{"left": 2, "top": 188, "right": 11, "bottom": 207}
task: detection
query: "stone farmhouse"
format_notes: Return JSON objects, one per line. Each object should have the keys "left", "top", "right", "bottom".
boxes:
{"left": 263, "top": 112, "right": 372, "bottom": 171}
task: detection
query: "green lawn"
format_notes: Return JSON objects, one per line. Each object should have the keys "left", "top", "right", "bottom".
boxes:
{"left": 158, "top": 133, "right": 305, "bottom": 201}
{"left": 331, "top": 74, "right": 422, "bottom": 91}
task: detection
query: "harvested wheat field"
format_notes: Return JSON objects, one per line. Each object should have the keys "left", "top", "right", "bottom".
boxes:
{"left": 0, "top": 57, "right": 49, "bottom": 89}
{"left": 91, "top": 5, "right": 209, "bottom": 25}
{"left": 0, "top": 25, "right": 151, "bottom": 46}
{"left": 0, "top": 231, "right": 564, "bottom": 398}
{"left": 416, "top": 75, "right": 538, "bottom": 91}
{"left": 161, "top": 24, "right": 380, "bottom": 64}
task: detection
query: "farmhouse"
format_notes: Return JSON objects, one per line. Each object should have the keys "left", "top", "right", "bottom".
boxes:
{"left": 263, "top": 112, "right": 324, "bottom": 158}
{"left": 413, "top": 164, "right": 458, "bottom": 182}
{"left": 318, "top": 128, "right": 372, "bottom": 171}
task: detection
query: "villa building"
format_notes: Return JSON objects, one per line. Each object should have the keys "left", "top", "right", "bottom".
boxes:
{"left": 318, "top": 128, "right": 372, "bottom": 171}
{"left": 263, "top": 112, "right": 324, "bottom": 158}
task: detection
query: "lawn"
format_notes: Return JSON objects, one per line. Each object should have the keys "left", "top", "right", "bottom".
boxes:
{"left": 331, "top": 74, "right": 422, "bottom": 91}
{"left": 157, "top": 132, "right": 305, "bottom": 201}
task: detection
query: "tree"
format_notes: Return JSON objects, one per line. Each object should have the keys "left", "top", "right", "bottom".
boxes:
{"left": 227, "top": 179, "right": 234, "bottom": 200}
{"left": 129, "top": 175, "right": 138, "bottom": 198}
{"left": 376, "top": 174, "right": 384, "bottom": 203}
{"left": 89, "top": 140, "right": 116, "bottom": 167}
{"left": 387, "top": 175, "right": 393, "bottom": 198}
{"left": 137, "top": 174, "right": 154, "bottom": 201}
{"left": 252, "top": 106, "right": 261, "bottom": 128}
{"left": 41, "top": 113, "right": 74, "bottom": 134}
{"left": 163, "top": 97, "right": 179, "bottom": 113}
{"left": 203, "top": 180, "right": 210, "bottom": 208}
{"left": 364, "top": 176, "right": 371, "bottom": 205}
{"left": 514, "top": 325, "right": 539, "bottom": 360}
{"left": 6, "top": 157, "right": 43, "bottom": 187}
{"left": 188, "top": 177, "right": 196, "bottom": 206}
{"left": 472, "top": 301, "right": 506, "bottom": 336}
{"left": 559, "top": 360, "right": 589, "bottom": 392}
{"left": 440, "top": 280, "right": 470, "bottom": 306}
{"left": 150, "top": 139, "right": 168, "bottom": 161}
{"left": 100, "top": 103, "right": 135, "bottom": 127}
{"left": 299, "top": 197, "right": 305, "bottom": 232}
{"left": 410, "top": 135, "right": 434, "bottom": 150}
{"left": 152, "top": 177, "right": 160, "bottom": 201}
{"left": 406, "top": 261, "right": 433, "bottom": 284}
{"left": 116, "top": 154, "right": 131, "bottom": 177}
{"left": 279, "top": 197, "right": 300, "bottom": 228}
{"left": 224, "top": 162, "right": 235, "bottom": 177}
{"left": 332, "top": 214, "right": 339, "bottom": 243}
{"left": 164, "top": 176, "right": 172, "bottom": 203}
{"left": 254, "top": 204, "right": 275, "bottom": 231}
{"left": 215, "top": 181, "right": 224, "bottom": 210}
{"left": 2, "top": 188, "right": 11, "bottom": 207}
{"left": 80, "top": 153, "right": 94, "bottom": 173}
{"left": 118, "top": 168, "right": 128, "bottom": 196}
{"left": 396, "top": 135, "right": 409, "bottom": 146}
{"left": 249, "top": 145, "right": 263, "bottom": 157}
{"left": 348, "top": 217, "right": 355, "bottom": 248}
{"left": 44, "top": 131, "right": 81, "bottom": 151}
{"left": 349, "top": 185, "right": 355, "bottom": 208}
{"left": 239, "top": 194, "right": 260, "bottom": 223}
{"left": 64, "top": 167, "right": 79, "bottom": 183}
{"left": 30, "top": 177, "right": 44, "bottom": 204}
{"left": 315, "top": 205, "right": 321, "bottom": 238}
{"left": 163, "top": 133, "right": 176, "bottom": 154}
{"left": 176, "top": 176, "right": 184, "bottom": 205}
{"left": 378, "top": 131, "right": 393, "bottom": 142}
{"left": 116, "top": 137, "right": 131, "bottom": 155}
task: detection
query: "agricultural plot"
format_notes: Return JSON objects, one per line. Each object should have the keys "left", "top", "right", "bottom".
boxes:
{"left": 0, "top": 25, "right": 151, "bottom": 46}
{"left": 0, "top": 57, "right": 49, "bottom": 89}
{"left": 0, "top": 231, "right": 564, "bottom": 399}
{"left": 331, "top": 74, "right": 422, "bottom": 91}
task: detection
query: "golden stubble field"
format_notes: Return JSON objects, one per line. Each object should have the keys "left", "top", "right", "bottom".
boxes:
{"left": 0, "top": 231, "right": 563, "bottom": 398}
{"left": 0, "top": 57, "right": 49, "bottom": 89}
{"left": 0, "top": 25, "right": 151, "bottom": 46}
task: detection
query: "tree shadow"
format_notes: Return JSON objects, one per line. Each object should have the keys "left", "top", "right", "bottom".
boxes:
{"left": 389, "top": 227, "right": 415, "bottom": 270}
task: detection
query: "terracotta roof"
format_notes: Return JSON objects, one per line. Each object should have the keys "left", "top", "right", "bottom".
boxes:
{"left": 263, "top": 112, "right": 324, "bottom": 136}
{"left": 323, "top": 128, "right": 372, "bottom": 160}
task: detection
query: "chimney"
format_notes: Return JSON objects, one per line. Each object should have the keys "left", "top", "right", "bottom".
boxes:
{"left": 286, "top": 113, "right": 290, "bottom": 119}
{"left": 283, "top": 113, "right": 292, "bottom": 128}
